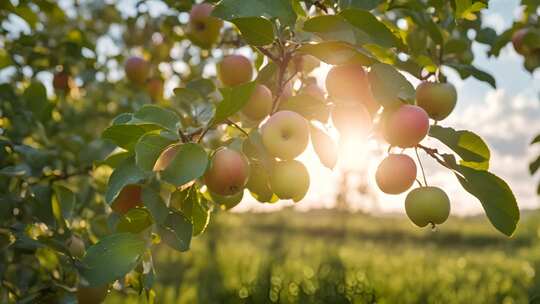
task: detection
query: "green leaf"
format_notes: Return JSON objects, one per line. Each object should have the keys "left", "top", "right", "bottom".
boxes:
{"left": 297, "top": 41, "right": 376, "bottom": 66}
{"left": 531, "top": 134, "right": 540, "bottom": 145}
{"left": 530, "top": 154, "right": 540, "bottom": 175}
{"left": 232, "top": 17, "right": 274, "bottom": 46}
{"left": 0, "top": 48, "right": 12, "bottom": 69}
{"left": 454, "top": 165, "right": 519, "bottom": 237}
{"left": 338, "top": 0, "right": 382, "bottom": 10}
{"left": 116, "top": 208, "right": 153, "bottom": 234}
{"left": 102, "top": 124, "right": 147, "bottom": 151}
{"left": 175, "top": 189, "right": 210, "bottom": 236}
{"left": 429, "top": 125, "right": 490, "bottom": 170}
{"left": 303, "top": 15, "right": 362, "bottom": 45}
{"left": 215, "top": 81, "right": 257, "bottom": 122}
{"left": 141, "top": 187, "right": 168, "bottom": 225}
{"left": 339, "top": 9, "right": 401, "bottom": 48}
{"left": 98, "top": 151, "right": 132, "bottom": 168}
{"left": 368, "top": 63, "right": 415, "bottom": 108}
{"left": 455, "top": 0, "right": 486, "bottom": 20}
{"left": 0, "top": 164, "right": 30, "bottom": 177}
{"left": 161, "top": 143, "right": 208, "bottom": 187}
{"left": 445, "top": 63, "right": 496, "bottom": 88}
{"left": 157, "top": 210, "right": 192, "bottom": 252}
{"left": 212, "top": 0, "right": 296, "bottom": 26}
{"left": 135, "top": 132, "right": 175, "bottom": 172}
{"left": 105, "top": 160, "right": 146, "bottom": 205}
{"left": 186, "top": 79, "right": 216, "bottom": 97}
{"left": 23, "top": 81, "right": 50, "bottom": 121}
{"left": 291, "top": 0, "right": 306, "bottom": 17}
{"left": 80, "top": 233, "right": 146, "bottom": 287}
{"left": 488, "top": 28, "right": 513, "bottom": 57}
{"left": 278, "top": 93, "right": 329, "bottom": 122}
{"left": 131, "top": 105, "right": 181, "bottom": 132}
{"left": 52, "top": 185, "right": 76, "bottom": 221}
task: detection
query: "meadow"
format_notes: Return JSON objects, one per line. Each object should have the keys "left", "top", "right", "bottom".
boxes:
{"left": 105, "top": 208, "right": 540, "bottom": 304}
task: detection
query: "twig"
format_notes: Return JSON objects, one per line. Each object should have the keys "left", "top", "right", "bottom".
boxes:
{"left": 415, "top": 147, "right": 428, "bottom": 186}
{"left": 416, "top": 144, "right": 454, "bottom": 170}
{"left": 225, "top": 119, "right": 249, "bottom": 137}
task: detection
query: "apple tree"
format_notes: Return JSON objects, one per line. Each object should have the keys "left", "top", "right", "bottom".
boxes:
{"left": 0, "top": 0, "right": 522, "bottom": 302}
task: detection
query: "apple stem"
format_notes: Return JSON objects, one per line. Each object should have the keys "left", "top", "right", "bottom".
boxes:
{"left": 225, "top": 119, "right": 249, "bottom": 137}
{"left": 415, "top": 147, "right": 428, "bottom": 187}
{"left": 430, "top": 222, "right": 437, "bottom": 232}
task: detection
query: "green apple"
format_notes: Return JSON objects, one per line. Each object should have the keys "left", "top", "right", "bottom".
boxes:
{"left": 204, "top": 147, "right": 250, "bottom": 196}
{"left": 416, "top": 82, "right": 457, "bottom": 121}
{"left": 77, "top": 285, "right": 108, "bottom": 304}
{"left": 261, "top": 110, "right": 309, "bottom": 160}
{"left": 246, "top": 162, "right": 274, "bottom": 202}
{"left": 111, "top": 185, "right": 143, "bottom": 214}
{"left": 65, "top": 235, "right": 85, "bottom": 258}
{"left": 187, "top": 3, "right": 223, "bottom": 49}
{"left": 124, "top": 56, "right": 149, "bottom": 85}
{"left": 207, "top": 190, "right": 244, "bottom": 210}
{"left": 217, "top": 55, "right": 253, "bottom": 87}
{"left": 383, "top": 104, "right": 429, "bottom": 148}
{"left": 405, "top": 186, "right": 451, "bottom": 227}
{"left": 375, "top": 154, "right": 417, "bottom": 194}
{"left": 241, "top": 84, "right": 273, "bottom": 121}
{"left": 269, "top": 160, "right": 309, "bottom": 202}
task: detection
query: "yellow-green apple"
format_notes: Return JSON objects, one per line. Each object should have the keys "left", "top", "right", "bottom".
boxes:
{"left": 65, "top": 235, "right": 85, "bottom": 258}
{"left": 415, "top": 82, "right": 457, "bottom": 121}
{"left": 208, "top": 190, "right": 243, "bottom": 210}
{"left": 375, "top": 154, "right": 417, "bottom": 194}
{"left": 405, "top": 186, "right": 451, "bottom": 227}
{"left": 124, "top": 56, "right": 149, "bottom": 85}
{"left": 241, "top": 84, "right": 273, "bottom": 121}
{"left": 383, "top": 104, "right": 429, "bottom": 148}
{"left": 269, "top": 160, "right": 309, "bottom": 201}
{"left": 246, "top": 162, "right": 274, "bottom": 202}
{"left": 187, "top": 3, "right": 223, "bottom": 48}
{"left": 217, "top": 55, "right": 253, "bottom": 87}
{"left": 204, "top": 147, "right": 250, "bottom": 196}
{"left": 111, "top": 185, "right": 143, "bottom": 214}
{"left": 77, "top": 285, "right": 108, "bottom": 304}
{"left": 261, "top": 110, "right": 309, "bottom": 160}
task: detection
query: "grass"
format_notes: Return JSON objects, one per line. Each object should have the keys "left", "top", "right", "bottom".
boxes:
{"left": 105, "top": 208, "right": 540, "bottom": 303}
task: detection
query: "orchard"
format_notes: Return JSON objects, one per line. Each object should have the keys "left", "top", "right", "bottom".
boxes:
{"left": 0, "top": 0, "right": 539, "bottom": 303}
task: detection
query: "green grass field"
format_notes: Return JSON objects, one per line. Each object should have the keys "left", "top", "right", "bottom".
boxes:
{"left": 105, "top": 208, "right": 540, "bottom": 304}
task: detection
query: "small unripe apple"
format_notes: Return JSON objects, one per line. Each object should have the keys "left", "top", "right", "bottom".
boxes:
{"left": 241, "top": 84, "right": 273, "bottom": 121}
{"left": 204, "top": 147, "right": 250, "bottom": 196}
{"left": 375, "top": 154, "right": 416, "bottom": 194}
{"left": 331, "top": 103, "right": 372, "bottom": 137}
{"left": 208, "top": 190, "right": 243, "bottom": 210}
{"left": 188, "top": 3, "right": 223, "bottom": 49}
{"left": 246, "top": 163, "right": 274, "bottom": 202}
{"left": 416, "top": 82, "right": 457, "bottom": 121}
{"left": 77, "top": 285, "right": 108, "bottom": 304}
{"left": 269, "top": 160, "right": 309, "bottom": 202}
{"left": 383, "top": 104, "right": 430, "bottom": 148}
{"left": 261, "top": 111, "right": 309, "bottom": 160}
{"left": 405, "top": 186, "right": 451, "bottom": 227}
{"left": 512, "top": 28, "right": 530, "bottom": 55}
{"left": 65, "top": 235, "right": 85, "bottom": 258}
{"left": 325, "top": 64, "right": 379, "bottom": 113}
{"left": 217, "top": 55, "right": 253, "bottom": 87}
{"left": 147, "top": 78, "right": 164, "bottom": 102}
{"left": 111, "top": 184, "right": 143, "bottom": 214}
{"left": 125, "top": 56, "right": 149, "bottom": 85}
{"left": 53, "top": 71, "right": 70, "bottom": 91}
{"left": 153, "top": 144, "right": 179, "bottom": 171}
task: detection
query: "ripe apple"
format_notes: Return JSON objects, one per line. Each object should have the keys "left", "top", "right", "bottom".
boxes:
{"left": 124, "top": 56, "right": 149, "bottom": 85}
{"left": 187, "top": 3, "right": 223, "bottom": 49}
{"left": 269, "top": 160, "right": 309, "bottom": 201}
{"left": 325, "top": 64, "right": 379, "bottom": 113}
{"left": 241, "top": 84, "right": 273, "bottom": 121}
{"left": 415, "top": 82, "right": 457, "bottom": 121}
{"left": 512, "top": 28, "right": 530, "bottom": 55}
{"left": 147, "top": 78, "right": 164, "bottom": 102}
{"left": 111, "top": 184, "right": 143, "bottom": 214}
{"left": 208, "top": 190, "right": 243, "bottom": 210}
{"left": 204, "top": 147, "right": 250, "bottom": 196}
{"left": 77, "top": 285, "right": 108, "bottom": 304}
{"left": 217, "top": 55, "right": 253, "bottom": 87}
{"left": 331, "top": 103, "right": 372, "bottom": 137}
{"left": 405, "top": 186, "right": 451, "bottom": 227}
{"left": 65, "top": 235, "right": 85, "bottom": 258}
{"left": 53, "top": 71, "right": 70, "bottom": 91}
{"left": 383, "top": 104, "right": 430, "bottom": 148}
{"left": 261, "top": 110, "right": 309, "bottom": 160}
{"left": 375, "top": 154, "right": 417, "bottom": 194}
{"left": 246, "top": 163, "right": 274, "bottom": 202}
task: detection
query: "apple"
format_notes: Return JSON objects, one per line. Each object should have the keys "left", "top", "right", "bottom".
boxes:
{"left": 208, "top": 190, "right": 243, "bottom": 210}
{"left": 261, "top": 110, "right": 309, "bottom": 160}
{"left": 217, "top": 55, "right": 253, "bottom": 87}
{"left": 187, "top": 3, "right": 223, "bottom": 49}
{"left": 204, "top": 147, "right": 250, "bottom": 196}
{"left": 65, "top": 235, "right": 85, "bottom": 258}
{"left": 383, "top": 104, "right": 430, "bottom": 148}
{"left": 375, "top": 154, "right": 417, "bottom": 194}
{"left": 512, "top": 28, "right": 530, "bottom": 55}
{"left": 405, "top": 186, "right": 451, "bottom": 227}
{"left": 147, "top": 78, "right": 164, "bottom": 102}
{"left": 53, "top": 71, "right": 70, "bottom": 91}
{"left": 302, "top": 83, "right": 325, "bottom": 101}
{"left": 269, "top": 160, "right": 309, "bottom": 201}
{"left": 111, "top": 184, "right": 143, "bottom": 214}
{"left": 415, "top": 82, "right": 457, "bottom": 121}
{"left": 241, "top": 84, "right": 273, "bottom": 121}
{"left": 124, "top": 56, "right": 149, "bottom": 85}
{"left": 77, "top": 285, "right": 108, "bottom": 304}
{"left": 325, "top": 64, "right": 379, "bottom": 113}
{"left": 331, "top": 103, "right": 372, "bottom": 137}
{"left": 246, "top": 163, "right": 274, "bottom": 202}
{"left": 153, "top": 144, "right": 179, "bottom": 171}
